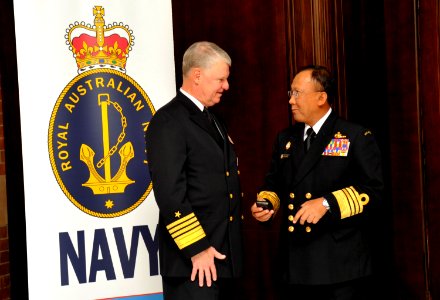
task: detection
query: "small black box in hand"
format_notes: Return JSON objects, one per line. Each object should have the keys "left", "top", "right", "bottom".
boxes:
{"left": 256, "top": 199, "right": 273, "bottom": 210}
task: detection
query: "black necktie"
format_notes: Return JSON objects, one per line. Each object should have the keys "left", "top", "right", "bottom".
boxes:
{"left": 203, "top": 107, "right": 213, "bottom": 124}
{"left": 304, "top": 127, "right": 316, "bottom": 152}
{"left": 203, "top": 108, "right": 224, "bottom": 140}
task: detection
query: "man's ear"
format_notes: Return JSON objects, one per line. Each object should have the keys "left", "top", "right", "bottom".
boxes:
{"left": 192, "top": 68, "right": 202, "bottom": 84}
{"left": 317, "top": 92, "right": 328, "bottom": 106}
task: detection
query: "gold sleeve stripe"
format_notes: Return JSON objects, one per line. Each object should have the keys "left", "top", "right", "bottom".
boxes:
{"left": 345, "top": 188, "right": 361, "bottom": 214}
{"left": 166, "top": 212, "right": 206, "bottom": 250}
{"left": 171, "top": 220, "right": 200, "bottom": 238}
{"left": 342, "top": 188, "right": 358, "bottom": 214}
{"left": 332, "top": 186, "right": 370, "bottom": 219}
{"left": 166, "top": 212, "right": 196, "bottom": 230}
{"left": 168, "top": 216, "right": 197, "bottom": 234}
{"left": 258, "top": 191, "right": 281, "bottom": 215}
{"left": 174, "top": 227, "right": 206, "bottom": 250}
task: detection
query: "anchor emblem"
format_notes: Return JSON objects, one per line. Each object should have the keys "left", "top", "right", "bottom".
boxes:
{"left": 80, "top": 93, "right": 135, "bottom": 194}
{"left": 49, "top": 6, "right": 154, "bottom": 217}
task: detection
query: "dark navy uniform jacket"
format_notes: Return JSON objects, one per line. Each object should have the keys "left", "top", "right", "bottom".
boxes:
{"left": 146, "top": 92, "right": 243, "bottom": 278}
{"left": 261, "top": 110, "right": 384, "bottom": 285}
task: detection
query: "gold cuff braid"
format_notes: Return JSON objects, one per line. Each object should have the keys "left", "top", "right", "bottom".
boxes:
{"left": 258, "top": 191, "right": 280, "bottom": 215}
{"left": 332, "top": 186, "right": 370, "bottom": 219}
{"left": 166, "top": 212, "right": 206, "bottom": 249}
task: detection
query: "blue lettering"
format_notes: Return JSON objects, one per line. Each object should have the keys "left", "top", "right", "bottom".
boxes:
{"left": 137, "top": 225, "right": 159, "bottom": 276}
{"left": 114, "top": 227, "right": 136, "bottom": 278}
{"left": 89, "top": 229, "right": 116, "bottom": 282}
{"left": 114, "top": 225, "right": 159, "bottom": 278}
{"left": 59, "top": 231, "right": 87, "bottom": 286}
{"left": 59, "top": 225, "right": 159, "bottom": 286}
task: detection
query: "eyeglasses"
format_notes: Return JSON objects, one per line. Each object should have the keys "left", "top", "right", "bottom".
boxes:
{"left": 288, "top": 89, "right": 324, "bottom": 99}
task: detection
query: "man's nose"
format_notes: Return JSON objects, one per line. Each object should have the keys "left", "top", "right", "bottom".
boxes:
{"left": 223, "top": 80, "right": 229, "bottom": 90}
{"left": 289, "top": 96, "right": 295, "bottom": 105}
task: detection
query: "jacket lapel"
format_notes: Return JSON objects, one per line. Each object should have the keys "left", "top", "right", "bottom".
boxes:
{"left": 292, "top": 124, "right": 306, "bottom": 167}
{"left": 177, "top": 93, "right": 224, "bottom": 148}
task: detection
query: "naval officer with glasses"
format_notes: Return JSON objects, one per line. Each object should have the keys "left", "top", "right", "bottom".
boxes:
{"left": 251, "top": 65, "right": 384, "bottom": 300}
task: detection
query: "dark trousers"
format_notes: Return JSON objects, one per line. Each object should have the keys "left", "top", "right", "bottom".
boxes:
{"left": 281, "top": 277, "right": 373, "bottom": 300}
{"left": 162, "top": 276, "right": 239, "bottom": 300}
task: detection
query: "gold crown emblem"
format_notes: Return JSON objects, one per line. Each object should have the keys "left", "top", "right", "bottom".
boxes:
{"left": 66, "top": 6, "right": 134, "bottom": 73}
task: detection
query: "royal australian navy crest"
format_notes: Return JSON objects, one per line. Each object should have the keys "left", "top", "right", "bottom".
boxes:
{"left": 48, "top": 6, "right": 154, "bottom": 217}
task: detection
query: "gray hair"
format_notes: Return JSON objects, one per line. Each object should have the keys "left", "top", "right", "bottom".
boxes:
{"left": 182, "top": 41, "right": 231, "bottom": 77}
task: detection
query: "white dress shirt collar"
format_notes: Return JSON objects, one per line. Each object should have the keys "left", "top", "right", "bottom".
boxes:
{"left": 304, "top": 108, "right": 332, "bottom": 138}
{"left": 180, "top": 88, "right": 204, "bottom": 111}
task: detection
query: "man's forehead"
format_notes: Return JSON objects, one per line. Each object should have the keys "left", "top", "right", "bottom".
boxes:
{"left": 292, "top": 70, "right": 313, "bottom": 86}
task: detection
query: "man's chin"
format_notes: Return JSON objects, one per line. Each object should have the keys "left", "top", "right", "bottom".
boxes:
{"left": 292, "top": 113, "right": 304, "bottom": 123}
{"left": 212, "top": 97, "right": 222, "bottom": 105}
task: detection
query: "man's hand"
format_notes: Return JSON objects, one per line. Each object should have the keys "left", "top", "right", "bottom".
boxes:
{"left": 191, "top": 247, "right": 226, "bottom": 287}
{"left": 251, "top": 200, "right": 274, "bottom": 222}
{"left": 293, "top": 197, "right": 328, "bottom": 225}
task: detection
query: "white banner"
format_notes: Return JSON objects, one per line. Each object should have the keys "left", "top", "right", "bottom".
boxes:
{"left": 13, "top": 1, "right": 175, "bottom": 299}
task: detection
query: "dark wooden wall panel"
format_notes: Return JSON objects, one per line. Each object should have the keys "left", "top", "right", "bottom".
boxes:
{"left": 287, "top": 0, "right": 348, "bottom": 118}
{"left": 341, "top": 1, "right": 394, "bottom": 298}
{"left": 419, "top": 0, "right": 440, "bottom": 298}
{"left": 289, "top": 0, "right": 314, "bottom": 67}
{"left": 384, "top": 0, "right": 427, "bottom": 299}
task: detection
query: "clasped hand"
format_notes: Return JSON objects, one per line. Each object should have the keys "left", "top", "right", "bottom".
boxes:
{"left": 191, "top": 246, "right": 226, "bottom": 287}
{"left": 292, "top": 197, "right": 328, "bottom": 224}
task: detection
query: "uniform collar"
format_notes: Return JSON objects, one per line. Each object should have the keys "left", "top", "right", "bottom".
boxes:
{"left": 304, "top": 108, "right": 332, "bottom": 138}
{"left": 180, "top": 88, "right": 204, "bottom": 111}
